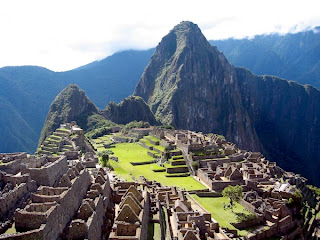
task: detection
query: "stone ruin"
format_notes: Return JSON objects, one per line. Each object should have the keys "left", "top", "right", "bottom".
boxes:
{"left": 0, "top": 150, "right": 113, "bottom": 240}
{"left": 1, "top": 124, "right": 319, "bottom": 239}
{"left": 37, "top": 121, "right": 95, "bottom": 157}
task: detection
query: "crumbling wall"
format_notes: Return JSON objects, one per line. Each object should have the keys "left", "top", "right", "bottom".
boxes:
{"left": 87, "top": 196, "right": 105, "bottom": 240}
{"left": 24, "top": 156, "right": 68, "bottom": 186}
{"left": 41, "top": 169, "right": 91, "bottom": 240}
{"left": 0, "top": 174, "right": 37, "bottom": 221}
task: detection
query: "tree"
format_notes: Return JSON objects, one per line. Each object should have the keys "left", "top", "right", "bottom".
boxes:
{"left": 98, "top": 150, "right": 109, "bottom": 167}
{"left": 222, "top": 185, "right": 243, "bottom": 212}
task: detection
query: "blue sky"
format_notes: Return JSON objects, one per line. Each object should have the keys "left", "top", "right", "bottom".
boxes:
{"left": 1, "top": 0, "right": 319, "bottom": 71}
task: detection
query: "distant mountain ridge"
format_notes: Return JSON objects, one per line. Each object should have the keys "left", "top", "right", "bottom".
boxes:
{"left": 134, "top": 21, "right": 320, "bottom": 186}
{"left": 210, "top": 28, "right": 320, "bottom": 88}
{"left": 0, "top": 49, "right": 153, "bottom": 153}
{"left": 1, "top": 26, "right": 320, "bottom": 156}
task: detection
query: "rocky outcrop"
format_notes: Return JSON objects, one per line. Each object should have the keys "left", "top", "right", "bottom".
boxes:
{"left": 39, "top": 86, "right": 158, "bottom": 146}
{"left": 134, "top": 21, "right": 261, "bottom": 151}
{"left": 101, "top": 96, "right": 157, "bottom": 125}
{"left": 38, "top": 84, "right": 99, "bottom": 145}
{"left": 134, "top": 21, "right": 320, "bottom": 186}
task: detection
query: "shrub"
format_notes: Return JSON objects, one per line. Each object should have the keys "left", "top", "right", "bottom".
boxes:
{"left": 192, "top": 161, "right": 199, "bottom": 170}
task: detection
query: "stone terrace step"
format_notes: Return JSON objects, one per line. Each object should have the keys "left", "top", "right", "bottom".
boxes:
{"left": 62, "top": 145, "right": 73, "bottom": 150}
{"left": 56, "top": 128, "right": 71, "bottom": 134}
{"left": 42, "top": 146, "right": 58, "bottom": 152}
{"left": 38, "top": 149, "right": 53, "bottom": 155}
{"left": 170, "top": 160, "right": 186, "bottom": 166}
{"left": 50, "top": 135, "right": 62, "bottom": 141}
{"left": 53, "top": 132, "right": 68, "bottom": 137}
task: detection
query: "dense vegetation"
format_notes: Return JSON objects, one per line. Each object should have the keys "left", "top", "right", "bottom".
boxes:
{"left": 102, "top": 96, "right": 157, "bottom": 125}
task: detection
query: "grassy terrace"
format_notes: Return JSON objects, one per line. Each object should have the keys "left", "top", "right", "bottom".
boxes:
{"left": 90, "top": 135, "right": 113, "bottom": 151}
{"left": 144, "top": 135, "right": 160, "bottom": 142}
{"left": 108, "top": 143, "right": 206, "bottom": 191}
{"left": 153, "top": 144, "right": 165, "bottom": 152}
{"left": 190, "top": 195, "right": 250, "bottom": 236}
{"left": 140, "top": 139, "right": 153, "bottom": 147}
{"left": 140, "top": 137, "right": 165, "bottom": 153}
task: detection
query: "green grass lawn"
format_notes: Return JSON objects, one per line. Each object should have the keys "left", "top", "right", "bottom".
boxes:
{"left": 140, "top": 139, "right": 153, "bottom": 147}
{"left": 190, "top": 195, "right": 249, "bottom": 236}
{"left": 147, "top": 222, "right": 161, "bottom": 240}
{"left": 152, "top": 144, "right": 165, "bottom": 152}
{"left": 141, "top": 137, "right": 165, "bottom": 152}
{"left": 144, "top": 135, "right": 160, "bottom": 142}
{"left": 110, "top": 143, "right": 206, "bottom": 191}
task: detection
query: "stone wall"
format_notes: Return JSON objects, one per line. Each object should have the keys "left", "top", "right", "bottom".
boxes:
{"left": 5, "top": 169, "right": 91, "bottom": 240}
{"left": 0, "top": 174, "right": 37, "bottom": 221}
{"left": 87, "top": 196, "right": 105, "bottom": 240}
{"left": 231, "top": 215, "right": 264, "bottom": 230}
{"left": 198, "top": 157, "right": 230, "bottom": 168}
{"left": 166, "top": 166, "right": 189, "bottom": 174}
{"left": 41, "top": 169, "right": 91, "bottom": 239}
{"left": 23, "top": 156, "right": 68, "bottom": 186}
{"left": 0, "top": 225, "right": 45, "bottom": 240}
{"left": 239, "top": 199, "right": 256, "bottom": 214}
{"left": 247, "top": 223, "right": 278, "bottom": 240}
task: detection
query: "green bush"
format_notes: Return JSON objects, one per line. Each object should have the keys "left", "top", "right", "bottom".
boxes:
{"left": 192, "top": 161, "right": 199, "bottom": 170}
{"left": 235, "top": 212, "right": 257, "bottom": 222}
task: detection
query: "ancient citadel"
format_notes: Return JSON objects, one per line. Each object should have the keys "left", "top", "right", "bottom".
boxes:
{"left": 0, "top": 122, "right": 319, "bottom": 240}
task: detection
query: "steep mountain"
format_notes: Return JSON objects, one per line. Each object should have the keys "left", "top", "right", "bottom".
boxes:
{"left": 236, "top": 68, "right": 320, "bottom": 185}
{"left": 2, "top": 26, "right": 320, "bottom": 158}
{"left": 134, "top": 21, "right": 320, "bottom": 186}
{"left": 0, "top": 49, "right": 153, "bottom": 153}
{"left": 38, "top": 84, "right": 99, "bottom": 145}
{"left": 0, "top": 96, "right": 38, "bottom": 153}
{"left": 134, "top": 21, "right": 261, "bottom": 151}
{"left": 39, "top": 85, "right": 158, "bottom": 145}
{"left": 0, "top": 66, "right": 64, "bottom": 153}
{"left": 102, "top": 96, "right": 157, "bottom": 125}
{"left": 210, "top": 28, "right": 320, "bottom": 88}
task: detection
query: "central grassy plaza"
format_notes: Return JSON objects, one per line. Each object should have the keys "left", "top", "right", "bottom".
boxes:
{"left": 109, "top": 142, "right": 206, "bottom": 190}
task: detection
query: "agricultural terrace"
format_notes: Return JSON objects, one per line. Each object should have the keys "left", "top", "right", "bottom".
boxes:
{"left": 91, "top": 135, "right": 113, "bottom": 151}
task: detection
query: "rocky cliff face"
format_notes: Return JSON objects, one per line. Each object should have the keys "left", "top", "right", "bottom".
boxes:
{"left": 134, "top": 21, "right": 320, "bottom": 186}
{"left": 101, "top": 96, "right": 157, "bottom": 125}
{"left": 134, "top": 21, "right": 261, "bottom": 151}
{"left": 236, "top": 68, "right": 320, "bottom": 185}
{"left": 38, "top": 84, "right": 99, "bottom": 145}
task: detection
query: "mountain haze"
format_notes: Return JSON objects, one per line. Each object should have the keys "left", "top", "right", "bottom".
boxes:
{"left": 0, "top": 49, "right": 153, "bottom": 153}
{"left": 210, "top": 28, "right": 320, "bottom": 88}
{"left": 134, "top": 21, "right": 320, "bottom": 186}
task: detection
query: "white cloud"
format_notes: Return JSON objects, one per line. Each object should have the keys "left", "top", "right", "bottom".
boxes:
{"left": 0, "top": 0, "right": 319, "bottom": 71}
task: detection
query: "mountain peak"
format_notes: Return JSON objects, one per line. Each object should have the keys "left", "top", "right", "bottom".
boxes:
{"left": 172, "top": 21, "right": 200, "bottom": 33}
{"left": 134, "top": 22, "right": 260, "bottom": 151}
{"left": 38, "top": 84, "right": 99, "bottom": 145}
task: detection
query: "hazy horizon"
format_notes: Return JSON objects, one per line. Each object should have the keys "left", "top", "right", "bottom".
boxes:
{"left": 1, "top": 0, "right": 320, "bottom": 71}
